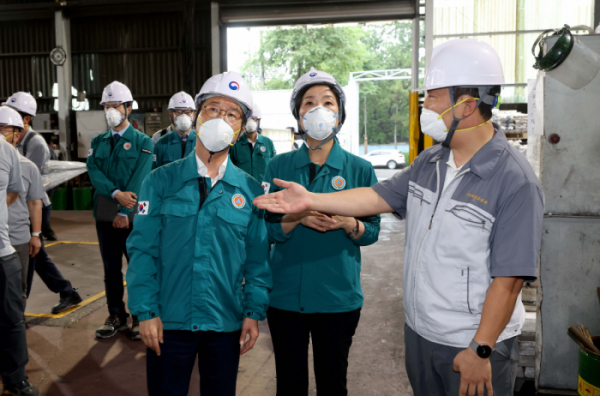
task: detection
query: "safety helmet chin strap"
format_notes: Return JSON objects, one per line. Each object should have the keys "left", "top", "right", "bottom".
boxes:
{"left": 300, "top": 106, "right": 344, "bottom": 151}
{"left": 441, "top": 86, "right": 497, "bottom": 148}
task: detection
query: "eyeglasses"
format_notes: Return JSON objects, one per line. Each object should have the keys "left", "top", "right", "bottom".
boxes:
{"left": 173, "top": 110, "right": 194, "bottom": 117}
{"left": 201, "top": 106, "right": 242, "bottom": 124}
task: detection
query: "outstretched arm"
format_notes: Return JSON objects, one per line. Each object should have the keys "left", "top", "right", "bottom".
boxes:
{"left": 253, "top": 178, "right": 393, "bottom": 217}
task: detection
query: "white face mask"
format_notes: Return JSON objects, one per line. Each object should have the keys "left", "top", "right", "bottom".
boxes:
{"left": 105, "top": 108, "right": 126, "bottom": 128}
{"left": 196, "top": 118, "right": 239, "bottom": 153}
{"left": 245, "top": 119, "right": 258, "bottom": 133}
{"left": 174, "top": 114, "right": 192, "bottom": 133}
{"left": 301, "top": 106, "right": 338, "bottom": 141}
{"left": 420, "top": 108, "right": 448, "bottom": 142}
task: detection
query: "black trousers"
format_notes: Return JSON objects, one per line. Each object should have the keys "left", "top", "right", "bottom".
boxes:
{"left": 26, "top": 236, "right": 73, "bottom": 298}
{"left": 0, "top": 253, "right": 28, "bottom": 385}
{"left": 267, "top": 307, "right": 361, "bottom": 396}
{"left": 95, "top": 221, "right": 132, "bottom": 316}
{"left": 41, "top": 203, "right": 54, "bottom": 235}
{"left": 146, "top": 330, "right": 242, "bottom": 396}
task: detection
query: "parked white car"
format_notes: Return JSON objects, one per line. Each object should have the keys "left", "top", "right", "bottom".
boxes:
{"left": 362, "top": 150, "right": 405, "bottom": 169}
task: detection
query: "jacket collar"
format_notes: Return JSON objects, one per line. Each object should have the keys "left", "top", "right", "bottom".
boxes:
{"left": 294, "top": 139, "right": 344, "bottom": 170}
{"left": 103, "top": 124, "right": 134, "bottom": 141}
{"left": 181, "top": 151, "right": 241, "bottom": 188}
{"left": 169, "top": 130, "right": 194, "bottom": 145}
{"left": 430, "top": 123, "right": 506, "bottom": 180}
{"left": 239, "top": 132, "right": 263, "bottom": 146}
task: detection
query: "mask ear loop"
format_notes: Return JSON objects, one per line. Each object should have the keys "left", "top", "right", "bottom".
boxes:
{"left": 441, "top": 88, "right": 486, "bottom": 148}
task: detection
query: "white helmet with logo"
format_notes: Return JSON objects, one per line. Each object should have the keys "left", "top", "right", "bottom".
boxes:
{"left": 100, "top": 81, "right": 133, "bottom": 105}
{"left": 251, "top": 104, "right": 262, "bottom": 120}
{"left": 195, "top": 71, "right": 253, "bottom": 119}
{"left": 290, "top": 67, "right": 346, "bottom": 124}
{"left": 168, "top": 91, "right": 195, "bottom": 111}
{"left": 6, "top": 92, "right": 37, "bottom": 117}
{"left": 0, "top": 106, "right": 25, "bottom": 130}
{"left": 416, "top": 38, "right": 505, "bottom": 92}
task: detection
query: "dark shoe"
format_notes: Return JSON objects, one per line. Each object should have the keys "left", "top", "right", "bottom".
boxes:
{"left": 51, "top": 290, "right": 83, "bottom": 314}
{"left": 131, "top": 316, "right": 141, "bottom": 341}
{"left": 95, "top": 313, "right": 129, "bottom": 339}
{"left": 42, "top": 229, "right": 57, "bottom": 241}
{"left": 2, "top": 379, "right": 40, "bottom": 396}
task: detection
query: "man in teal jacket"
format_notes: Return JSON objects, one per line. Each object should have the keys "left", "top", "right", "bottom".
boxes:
{"left": 152, "top": 91, "right": 197, "bottom": 169}
{"left": 86, "top": 81, "right": 153, "bottom": 340}
{"left": 229, "top": 104, "right": 276, "bottom": 181}
{"left": 126, "top": 71, "right": 271, "bottom": 396}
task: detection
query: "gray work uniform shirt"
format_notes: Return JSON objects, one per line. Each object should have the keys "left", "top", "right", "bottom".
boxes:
{"left": 8, "top": 155, "right": 45, "bottom": 246}
{"left": 17, "top": 128, "right": 50, "bottom": 206}
{"left": 372, "top": 125, "right": 543, "bottom": 348}
{"left": 0, "top": 140, "right": 24, "bottom": 258}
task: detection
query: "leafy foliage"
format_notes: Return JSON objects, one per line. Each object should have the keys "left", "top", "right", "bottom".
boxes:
{"left": 241, "top": 22, "right": 423, "bottom": 144}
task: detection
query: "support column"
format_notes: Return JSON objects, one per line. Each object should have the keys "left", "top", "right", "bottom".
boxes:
{"left": 411, "top": 16, "right": 420, "bottom": 91}
{"left": 425, "top": 0, "right": 434, "bottom": 69}
{"left": 55, "top": 10, "right": 72, "bottom": 160}
{"left": 211, "top": 2, "right": 221, "bottom": 75}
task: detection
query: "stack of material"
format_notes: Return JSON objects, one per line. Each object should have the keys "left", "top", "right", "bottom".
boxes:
{"left": 492, "top": 110, "right": 528, "bottom": 139}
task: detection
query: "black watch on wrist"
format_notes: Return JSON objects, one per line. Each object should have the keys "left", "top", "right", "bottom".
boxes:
{"left": 469, "top": 339, "right": 494, "bottom": 359}
{"left": 346, "top": 219, "right": 360, "bottom": 239}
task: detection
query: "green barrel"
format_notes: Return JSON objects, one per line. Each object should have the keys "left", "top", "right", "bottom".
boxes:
{"left": 72, "top": 187, "right": 93, "bottom": 210}
{"left": 50, "top": 188, "right": 68, "bottom": 210}
{"left": 578, "top": 337, "right": 600, "bottom": 395}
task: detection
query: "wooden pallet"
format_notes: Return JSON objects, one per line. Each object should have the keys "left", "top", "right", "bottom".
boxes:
{"left": 505, "top": 131, "right": 528, "bottom": 140}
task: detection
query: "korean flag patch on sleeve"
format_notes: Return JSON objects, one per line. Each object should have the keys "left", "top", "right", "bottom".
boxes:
{"left": 138, "top": 201, "right": 149, "bottom": 215}
{"left": 88, "top": 148, "right": 93, "bottom": 157}
{"left": 261, "top": 182, "right": 271, "bottom": 195}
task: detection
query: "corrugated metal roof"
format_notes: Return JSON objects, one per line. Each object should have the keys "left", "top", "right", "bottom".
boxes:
{"left": 0, "top": 18, "right": 56, "bottom": 112}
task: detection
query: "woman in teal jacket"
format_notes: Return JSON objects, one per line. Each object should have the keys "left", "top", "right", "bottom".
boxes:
{"left": 262, "top": 67, "right": 381, "bottom": 396}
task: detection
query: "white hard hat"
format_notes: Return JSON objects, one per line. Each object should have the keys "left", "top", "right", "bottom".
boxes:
{"left": 195, "top": 71, "right": 253, "bottom": 119}
{"left": 168, "top": 91, "right": 195, "bottom": 111}
{"left": 251, "top": 104, "right": 262, "bottom": 119}
{"left": 416, "top": 39, "right": 505, "bottom": 92}
{"left": 100, "top": 81, "right": 133, "bottom": 105}
{"left": 0, "top": 106, "right": 25, "bottom": 130}
{"left": 290, "top": 67, "right": 346, "bottom": 124}
{"left": 6, "top": 92, "right": 37, "bottom": 116}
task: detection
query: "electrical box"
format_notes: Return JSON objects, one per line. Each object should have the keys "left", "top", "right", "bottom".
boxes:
{"left": 75, "top": 110, "right": 106, "bottom": 159}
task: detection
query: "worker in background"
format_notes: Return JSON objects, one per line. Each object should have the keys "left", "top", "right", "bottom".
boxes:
{"left": 5, "top": 94, "right": 81, "bottom": 315}
{"left": 152, "top": 91, "right": 196, "bottom": 169}
{"left": 6, "top": 92, "right": 58, "bottom": 242}
{"left": 126, "top": 71, "right": 271, "bottom": 396}
{"left": 254, "top": 39, "right": 543, "bottom": 396}
{"left": 151, "top": 107, "right": 174, "bottom": 146}
{"left": 261, "top": 67, "right": 381, "bottom": 396}
{"left": 229, "top": 103, "right": 276, "bottom": 182}
{"left": 0, "top": 106, "right": 39, "bottom": 396}
{"left": 87, "top": 81, "right": 153, "bottom": 341}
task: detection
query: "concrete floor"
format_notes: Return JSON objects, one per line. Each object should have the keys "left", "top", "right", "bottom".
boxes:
{"left": 23, "top": 210, "right": 412, "bottom": 396}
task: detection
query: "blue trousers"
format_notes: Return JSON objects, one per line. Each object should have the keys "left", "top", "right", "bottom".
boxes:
{"left": 146, "top": 329, "right": 242, "bottom": 396}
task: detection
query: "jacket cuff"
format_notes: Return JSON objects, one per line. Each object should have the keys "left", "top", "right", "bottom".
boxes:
{"left": 244, "top": 310, "right": 266, "bottom": 321}
{"left": 137, "top": 309, "right": 160, "bottom": 322}
{"left": 268, "top": 222, "right": 293, "bottom": 243}
{"left": 351, "top": 222, "right": 376, "bottom": 246}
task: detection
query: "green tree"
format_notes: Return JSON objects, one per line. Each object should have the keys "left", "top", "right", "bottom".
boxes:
{"left": 242, "top": 25, "right": 369, "bottom": 90}
{"left": 242, "top": 21, "right": 422, "bottom": 145}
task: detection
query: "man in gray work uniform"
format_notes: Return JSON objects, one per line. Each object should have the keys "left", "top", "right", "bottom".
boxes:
{"left": 5, "top": 92, "right": 57, "bottom": 242}
{"left": 0, "top": 106, "right": 39, "bottom": 396}
{"left": 253, "top": 39, "right": 543, "bottom": 396}
{"left": 5, "top": 92, "right": 81, "bottom": 315}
